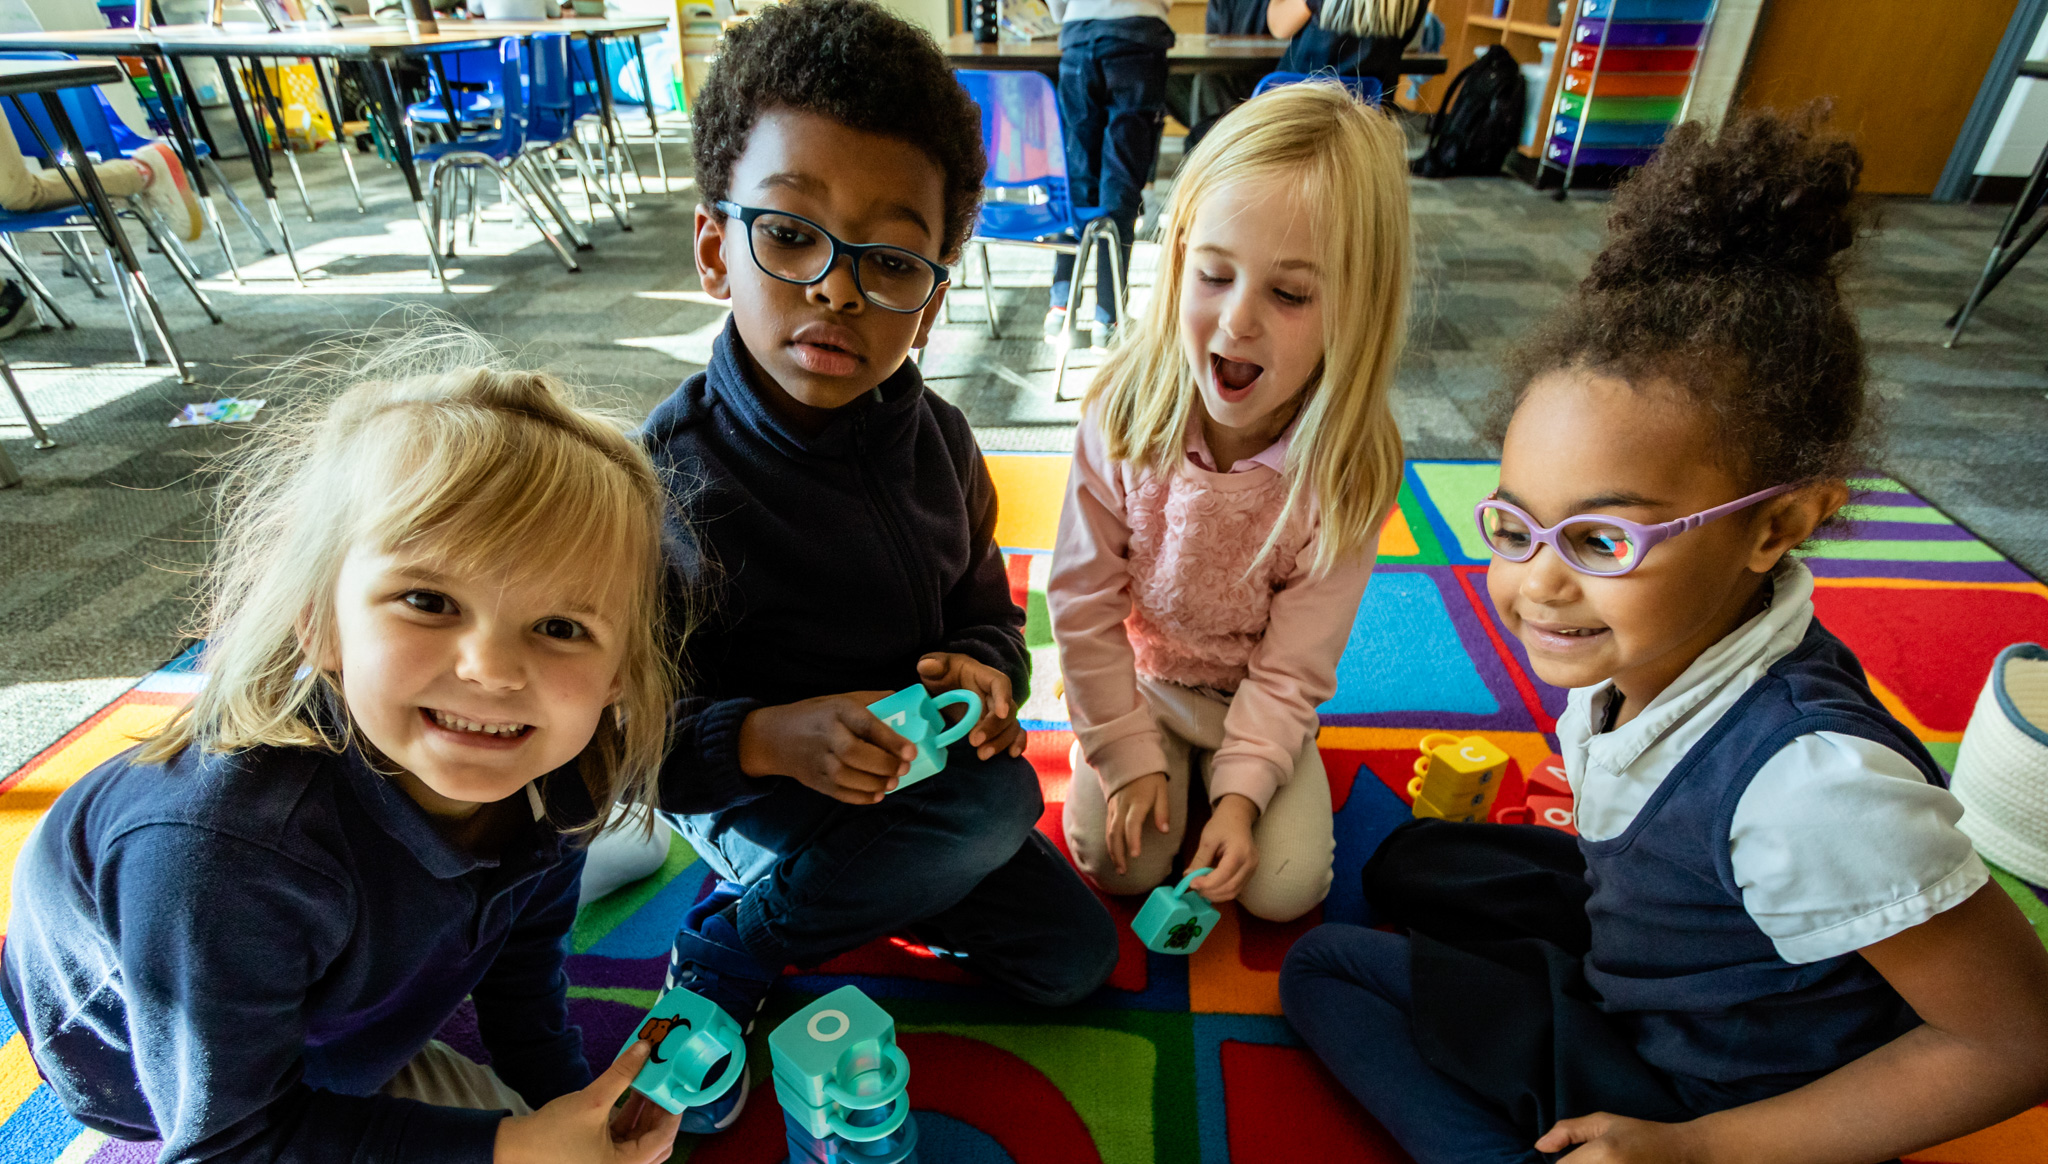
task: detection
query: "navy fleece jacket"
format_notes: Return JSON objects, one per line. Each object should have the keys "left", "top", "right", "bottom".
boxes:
{"left": 0, "top": 740, "right": 595, "bottom": 1164}
{"left": 645, "top": 319, "right": 1028, "bottom": 815}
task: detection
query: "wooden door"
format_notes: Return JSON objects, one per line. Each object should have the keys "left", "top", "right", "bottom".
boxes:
{"left": 1739, "top": 0, "right": 2019, "bottom": 195}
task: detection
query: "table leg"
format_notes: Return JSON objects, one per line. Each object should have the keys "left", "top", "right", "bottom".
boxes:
{"left": 248, "top": 56, "right": 314, "bottom": 221}
{"left": 2, "top": 349, "right": 56, "bottom": 450}
{"left": 586, "top": 35, "right": 636, "bottom": 214}
{"left": 632, "top": 34, "right": 666, "bottom": 192}
{"left": 313, "top": 58, "right": 366, "bottom": 213}
{"left": 374, "top": 58, "right": 450, "bottom": 292}
{"left": 144, "top": 52, "right": 245, "bottom": 283}
{"left": 19, "top": 92, "right": 188, "bottom": 382}
{"left": 219, "top": 54, "right": 304, "bottom": 283}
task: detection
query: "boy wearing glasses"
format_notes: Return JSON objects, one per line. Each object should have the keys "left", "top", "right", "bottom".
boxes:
{"left": 642, "top": 0, "right": 1120, "bottom": 1133}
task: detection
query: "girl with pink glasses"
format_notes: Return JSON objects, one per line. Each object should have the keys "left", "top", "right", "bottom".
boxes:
{"left": 1281, "top": 107, "right": 2048, "bottom": 1164}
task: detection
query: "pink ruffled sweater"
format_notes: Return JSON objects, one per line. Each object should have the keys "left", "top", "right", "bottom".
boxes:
{"left": 1048, "top": 415, "right": 1375, "bottom": 812}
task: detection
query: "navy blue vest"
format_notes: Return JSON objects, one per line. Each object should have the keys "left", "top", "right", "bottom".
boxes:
{"left": 1579, "top": 618, "right": 1944, "bottom": 1113}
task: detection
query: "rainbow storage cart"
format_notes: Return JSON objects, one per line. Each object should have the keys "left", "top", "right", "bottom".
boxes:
{"left": 1544, "top": 0, "right": 1718, "bottom": 197}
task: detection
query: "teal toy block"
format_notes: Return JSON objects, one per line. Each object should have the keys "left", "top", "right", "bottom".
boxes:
{"left": 784, "top": 1106, "right": 922, "bottom": 1164}
{"left": 621, "top": 983, "right": 747, "bottom": 1114}
{"left": 769, "top": 985, "right": 910, "bottom": 1112}
{"left": 775, "top": 1075, "right": 910, "bottom": 1142}
{"left": 1132, "top": 867, "right": 1221, "bottom": 954}
{"left": 866, "top": 685, "right": 982, "bottom": 791}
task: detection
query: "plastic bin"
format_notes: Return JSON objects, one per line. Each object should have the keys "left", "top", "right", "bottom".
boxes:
{"left": 1520, "top": 61, "right": 1548, "bottom": 147}
{"left": 1577, "top": 0, "right": 1712, "bottom": 18}
{"left": 1555, "top": 92, "right": 1683, "bottom": 121}
{"left": 1565, "top": 45, "right": 1696, "bottom": 71}
{"left": 1546, "top": 139, "right": 1657, "bottom": 167}
{"left": 1549, "top": 115, "right": 1669, "bottom": 146}
{"left": 1572, "top": 17, "right": 1705, "bottom": 46}
{"left": 1560, "top": 69, "right": 1690, "bottom": 97}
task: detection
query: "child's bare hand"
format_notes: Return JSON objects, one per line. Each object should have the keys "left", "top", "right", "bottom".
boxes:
{"left": 916, "top": 652, "right": 1026, "bottom": 760}
{"left": 494, "top": 1040, "right": 680, "bottom": 1164}
{"left": 1189, "top": 794, "right": 1260, "bottom": 902}
{"left": 737, "top": 694, "right": 915, "bottom": 804}
{"left": 1105, "top": 771, "right": 1170, "bottom": 875}
{"left": 1535, "top": 1112, "right": 1708, "bottom": 1164}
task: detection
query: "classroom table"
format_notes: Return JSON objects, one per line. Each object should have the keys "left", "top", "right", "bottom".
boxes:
{"left": 0, "top": 18, "right": 667, "bottom": 291}
{"left": 0, "top": 59, "right": 173, "bottom": 483}
{"left": 1946, "top": 59, "right": 2048, "bottom": 346}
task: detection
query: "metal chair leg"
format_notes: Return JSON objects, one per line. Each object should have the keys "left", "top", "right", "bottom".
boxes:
{"left": 467, "top": 169, "right": 482, "bottom": 247}
{"left": 127, "top": 203, "right": 222, "bottom": 324}
{"left": 1, "top": 349, "right": 55, "bottom": 449}
{"left": 567, "top": 138, "right": 628, "bottom": 231}
{"left": 200, "top": 196, "right": 244, "bottom": 285}
{"left": 0, "top": 236, "right": 75, "bottom": 328}
{"left": 53, "top": 233, "right": 107, "bottom": 297}
{"left": 282, "top": 146, "right": 314, "bottom": 222}
{"left": 500, "top": 162, "right": 581, "bottom": 272}
{"left": 978, "top": 242, "right": 999, "bottom": 339}
{"left": 202, "top": 157, "right": 279, "bottom": 255}
{"left": 337, "top": 139, "right": 366, "bottom": 214}
{"left": 516, "top": 155, "right": 592, "bottom": 249}
{"left": 105, "top": 246, "right": 150, "bottom": 365}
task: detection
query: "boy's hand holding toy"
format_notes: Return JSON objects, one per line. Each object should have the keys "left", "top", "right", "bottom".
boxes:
{"left": 1534, "top": 1111, "right": 1705, "bottom": 1164}
{"left": 916, "top": 651, "right": 1025, "bottom": 760}
{"left": 739, "top": 693, "right": 918, "bottom": 805}
{"left": 494, "top": 1040, "right": 681, "bottom": 1164}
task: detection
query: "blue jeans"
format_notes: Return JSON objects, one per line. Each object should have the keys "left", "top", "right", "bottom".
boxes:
{"left": 1051, "top": 26, "right": 1167, "bottom": 318}
{"left": 1279, "top": 925, "right": 1545, "bottom": 1164}
{"left": 667, "top": 749, "right": 1119, "bottom": 1007}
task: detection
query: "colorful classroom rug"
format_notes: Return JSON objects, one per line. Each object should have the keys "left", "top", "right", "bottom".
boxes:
{"left": 4, "top": 459, "right": 2048, "bottom": 1164}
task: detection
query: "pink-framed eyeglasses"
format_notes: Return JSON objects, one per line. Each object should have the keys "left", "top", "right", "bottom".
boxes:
{"left": 1472, "top": 484, "right": 1798, "bottom": 577}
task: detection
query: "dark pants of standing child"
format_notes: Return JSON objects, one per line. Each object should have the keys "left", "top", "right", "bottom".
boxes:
{"left": 667, "top": 748, "right": 1120, "bottom": 1007}
{"left": 1052, "top": 23, "right": 1169, "bottom": 324}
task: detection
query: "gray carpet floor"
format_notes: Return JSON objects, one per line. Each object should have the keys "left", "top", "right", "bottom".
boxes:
{"left": 3, "top": 125, "right": 2044, "bottom": 772}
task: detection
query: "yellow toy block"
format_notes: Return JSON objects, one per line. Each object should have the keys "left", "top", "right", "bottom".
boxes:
{"left": 1408, "top": 733, "right": 1511, "bottom": 822}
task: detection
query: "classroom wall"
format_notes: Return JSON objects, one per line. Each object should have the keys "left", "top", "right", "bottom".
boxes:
{"left": 1976, "top": 13, "right": 2048, "bottom": 176}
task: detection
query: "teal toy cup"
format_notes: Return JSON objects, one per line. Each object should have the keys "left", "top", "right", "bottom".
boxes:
{"left": 865, "top": 685, "right": 983, "bottom": 792}
{"left": 622, "top": 984, "right": 748, "bottom": 1114}
{"left": 1132, "top": 867, "right": 1222, "bottom": 955}
{"left": 770, "top": 985, "right": 911, "bottom": 1123}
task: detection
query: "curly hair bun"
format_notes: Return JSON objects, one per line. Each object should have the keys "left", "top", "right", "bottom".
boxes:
{"left": 1588, "top": 104, "right": 1863, "bottom": 291}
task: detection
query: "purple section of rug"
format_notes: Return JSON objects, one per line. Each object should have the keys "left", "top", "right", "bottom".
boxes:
{"left": 85, "top": 1139, "right": 159, "bottom": 1164}
{"left": 566, "top": 954, "right": 666, "bottom": 991}
{"left": 1839, "top": 520, "right": 1976, "bottom": 541}
{"left": 1806, "top": 558, "right": 2034, "bottom": 583}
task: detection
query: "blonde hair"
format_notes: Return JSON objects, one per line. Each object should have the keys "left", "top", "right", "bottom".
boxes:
{"left": 138, "top": 323, "right": 678, "bottom": 834}
{"left": 1318, "top": 0, "right": 1425, "bottom": 39}
{"left": 1084, "top": 82, "right": 1410, "bottom": 575}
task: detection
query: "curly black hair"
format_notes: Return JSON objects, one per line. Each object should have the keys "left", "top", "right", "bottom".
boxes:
{"left": 1493, "top": 105, "right": 1874, "bottom": 490}
{"left": 690, "top": 0, "right": 986, "bottom": 260}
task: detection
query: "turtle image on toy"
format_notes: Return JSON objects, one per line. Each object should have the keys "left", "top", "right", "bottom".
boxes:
{"left": 1165, "top": 919, "right": 1204, "bottom": 950}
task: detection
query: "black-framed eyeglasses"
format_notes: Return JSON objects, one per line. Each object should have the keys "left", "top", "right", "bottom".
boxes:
{"left": 714, "top": 201, "right": 950, "bottom": 314}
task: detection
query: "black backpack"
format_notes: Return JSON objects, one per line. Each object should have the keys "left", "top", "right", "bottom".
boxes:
{"left": 1411, "top": 45, "right": 1527, "bottom": 179}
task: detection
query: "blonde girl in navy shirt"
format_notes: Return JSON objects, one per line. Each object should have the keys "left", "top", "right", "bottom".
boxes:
{"left": 1281, "top": 109, "right": 2048, "bottom": 1163}
{"left": 3, "top": 329, "right": 684, "bottom": 1164}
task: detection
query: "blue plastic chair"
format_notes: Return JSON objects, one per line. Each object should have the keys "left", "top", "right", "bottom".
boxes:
{"left": 415, "top": 36, "right": 606, "bottom": 271}
{"left": 0, "top": 58, "right": 217, "bottom": 366}
{"left": 408, "top": 48, "right": 505, "bottom": 131}
{"left": 1252, "top": 71, "right": 1382, "bottom": 104}
{"left": 954, "top": 68, "right": 1124, "bottom": 398}
{"left": 528, "top": 33, "right": 628, "bottom": 233}
{"left": 0, "top": 49, "right": 273, "bottom": 283}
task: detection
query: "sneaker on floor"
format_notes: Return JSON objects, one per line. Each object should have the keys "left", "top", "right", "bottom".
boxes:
{"left": 1043, "top": 304, "right": 1068, "bottom": 338}
{"left": 0, "top": 279, "right": 38, "bottom": 340}
{"left": 130, "top": 142, "right": 202, "bottom": 242}
{"left": 665, "top": 879, "right": 774, "bottom": 1134}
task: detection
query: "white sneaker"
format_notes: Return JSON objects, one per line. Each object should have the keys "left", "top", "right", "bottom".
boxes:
{"left": 130, "top": 141, "right": 202, "bottom": 242}
{"left": 1954, "top": 642, "right": 2048, "bottom": 885}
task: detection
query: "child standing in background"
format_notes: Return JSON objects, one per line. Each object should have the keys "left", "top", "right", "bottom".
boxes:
{"left": 1281, "top": 108, "right": 2048, "bottom": 1164}
{"left": 1266, "top": 0, "right": 1429, "bottom": 99}
{"left": 1051, "top": 84, "right": 1410, "bottom": 921}
{"left": 3, "top": 327, "right": 683, "bottom": 1164}
{"left": 1045, "top": 0, "right": 1174, "bottom": 340}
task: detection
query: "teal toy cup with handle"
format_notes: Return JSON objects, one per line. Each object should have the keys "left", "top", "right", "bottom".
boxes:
{"left": 866, "top": 684, "right": 983, "bottom": 792}
{"left": 1132, "top": 867, "right": 1222, "bottom": 955}
{"left": 623, "top": 983, "right": 748, "bottom": 1114}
